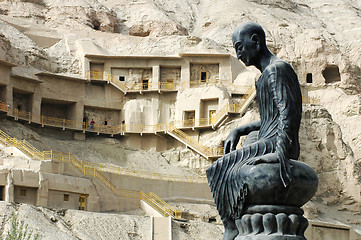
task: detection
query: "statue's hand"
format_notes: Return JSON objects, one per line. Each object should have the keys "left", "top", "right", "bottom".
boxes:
{"left": 224, "top": 128, "right": 243, "bottom": 155}
{"left": 246, "top": 153, "right": 279, "bottom": 165}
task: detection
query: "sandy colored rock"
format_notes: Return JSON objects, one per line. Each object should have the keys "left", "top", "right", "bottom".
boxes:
{"left": 129, "top": 21, "right": 188, "bottom": 37}
{"left": 0, "top": 0, "right": 360, "bottom": 238}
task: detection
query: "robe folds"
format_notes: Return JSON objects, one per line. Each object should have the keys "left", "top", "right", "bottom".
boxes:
{"left": 206, "top": 60, "right": 302, "bottom": 222}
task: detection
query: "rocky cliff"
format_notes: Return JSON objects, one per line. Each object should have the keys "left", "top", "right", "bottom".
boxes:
{"left": 0, "top": 0, "right": 360, "bottom": 89}
{"left": 0, "top": 0, "right": 360, "bottom": 238}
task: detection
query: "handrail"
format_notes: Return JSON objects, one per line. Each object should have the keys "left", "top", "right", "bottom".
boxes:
{"left": 164, "top": 87, "right": 256, "bottom": 159}
{"left": 0, "top": 129, "right": 184, "bottom": 218}
{"left": 302, "top": 96, "right": 321, "bottom": 105}
{"left": 0, "top": 82, "right": 257, "bottom": 160}
{"left": 83, "top": 161, "right": 206, "bottom": 183}
{"left": 140, "top": 192, "right": 181, "bottom": 218}
{"left": 0, "top": 102, "right": 248, "bottom": 158}
{"left": 0, "top": 100, "right": 255, "bottom": 160}
{"left": 0, "top": 131, "right": 41, "bottom": 159}
{"left": 0, "top": 129, "right": 206, "bottom": 183}
{"left": 86, "top": 71, "right": 254, "bottom": 93}
{"left": 167, "top": 126, "right": 223, "bottom": 158}
{"left": 211, "top": 86, "right": 256, "bottom": 126}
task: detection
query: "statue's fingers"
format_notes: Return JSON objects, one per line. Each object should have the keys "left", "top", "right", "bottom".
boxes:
{"left": 231, "top": 142, "right": 237, "bottom": 152}
{"left": 224, "top": 141, "right": 230, "bottom": 155}
{"left": 253, "top": 157, "right": 263, "bottom": 164}
{"left": 246, "top": 159, "right": 255, "bottom": 165}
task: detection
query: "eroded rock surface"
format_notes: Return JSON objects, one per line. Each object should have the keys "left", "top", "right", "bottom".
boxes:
{"left": 0, "top": 0, "right": 360, "bottom": 238}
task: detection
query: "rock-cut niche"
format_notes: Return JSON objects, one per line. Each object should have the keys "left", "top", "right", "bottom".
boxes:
{"left": 322, "top": 65, "right": 341, "bottom": 84}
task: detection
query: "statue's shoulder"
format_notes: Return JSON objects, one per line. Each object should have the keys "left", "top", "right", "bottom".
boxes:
{"left": 265, "top": 60, "right": 292, "bottom": 73}
{"left": 263, "top": 60, "right": 296, "bottom": 80}
{"left": 260, "top": 60, "right": 298, "bottom": 88}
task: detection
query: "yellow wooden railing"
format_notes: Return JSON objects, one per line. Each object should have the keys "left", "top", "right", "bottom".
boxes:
{"left": 171, "top": 118, "right": 213, "bottom": 128}
{"left": 302, "top": 96, "right": 321, "bottom": 105}
{"left": 211, "top": 86, "right": 256, "bottom": 126}
{"left": 140, "top": 192, "right": 182, "bottom": 219}
{"left": 85, "top": 71, "right": 127, "bottom": 92}
{"left": 0, "top": 130, "right": 42, "bottom": 158}
{"left": 167, "top": 124, "right": 223, "bottom": 158}
{"left": 0, "top": 129, "right": 183, "bottom": 218}
{"left": 0, "top": 101, "right": 251, "bottom": 132}
{"left": 41, "top": 115, "right": 73, "bottom": 129}
{"left": 0, "top": 86, "right": 256, "bottom": 159}
{"left": 2, "top": 102, "right": 224, "bottom": 158}
{"left": 86, "top": 71, "right": 254, "bottom": 93}
{"left": 2, "top": 70, "right": 259, "bottom": 162}
{"left": 0, "top": 130, "right": 206, "bottom": 183}
{"left": 82, "top": 161, "right": 206, "bottom": 183}
{"left": 0, "top": 78, "right": 257, "bottom": 160}
{"left": 1, "top": 104, "right": 223, "bottom": 135}
{"left": 86, "top": 72, "right": 320, "bottom": 108}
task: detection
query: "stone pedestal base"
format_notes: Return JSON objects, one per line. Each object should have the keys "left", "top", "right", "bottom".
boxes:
{"left": 235, "top": 205, "right": 308, "bottom": 240}
{"left": 236, "top": 236, "right": 305, "bottom": 240}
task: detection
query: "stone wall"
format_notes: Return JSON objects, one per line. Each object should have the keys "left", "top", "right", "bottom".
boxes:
{"left": 305, "top": 221, "right": 359, "bottom": 240}
{"left": 47, "top": 189, "right": 83, "bottom": 210}
{"left": 84, "top": 82, "right": 123, "bottom": 110}
{"left": 13, "top": 91, "right": 33, "bottom": 112}
{"left": 160, "top": 67, "right": 181, "bottom": 84}
{"left": 0, "top": 61, "right": 13, "bottom": 104}
{"left": 123, "top": 134, "right": 180, "bottom": 151}
{"left": 175, "top": 86, "right": 231, "bottom": 122}
{"left": 190, "top": 63, "right": 219, "bottom": 82}
{"left": 83, "top": 107, "right": 121, "bottom": 127}
{"left": 14, "top": 186, "right": 37, "bottom": 206}
{"left": 122, "top": 92, "right": 176, "bottom": 127}
{"left": 40, "top": 101, "right": 72, "bottom": 119}
{"left": 0, "top": 154, "right": 212, "bottom": 213}
{"left": 0, "top": 61, "right": 124, "bottom": 129}
{"left": 111, "top": 67, "right": 154, "bottom": 88}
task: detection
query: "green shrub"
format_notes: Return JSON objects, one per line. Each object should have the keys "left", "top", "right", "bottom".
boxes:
{"left": 3, "top": 212, "right": 42, "bottom": 240}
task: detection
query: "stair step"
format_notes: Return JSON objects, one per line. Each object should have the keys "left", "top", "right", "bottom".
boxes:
{"left": 153, "top": 217, "right": 171, "bottom": 240}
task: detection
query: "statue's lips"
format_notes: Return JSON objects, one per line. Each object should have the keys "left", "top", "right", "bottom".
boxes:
{"left": 238, "top": 55, "right": 246, "bottom": 63}
{"left": 239, "top": 160, "right": 318, "bottom": 207}
{"left": 238, "top": 56, "right": 250, "bottom": 66}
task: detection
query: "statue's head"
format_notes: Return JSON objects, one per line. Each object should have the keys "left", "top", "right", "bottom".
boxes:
{"left": 232, "top": 22, "right": 267, "bottom": 67}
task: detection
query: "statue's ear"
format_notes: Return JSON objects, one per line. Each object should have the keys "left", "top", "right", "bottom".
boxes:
{"left": 251, "top": 33, "right": 261, "bottom": 52}
{"left": 251, "top": 34, "right": 259, "bottom": 44}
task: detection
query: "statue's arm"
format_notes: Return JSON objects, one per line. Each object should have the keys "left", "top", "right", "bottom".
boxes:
{"left": 269, "top": 69, "right": 296, "bottom": 186}
{"left": 223, "top": 120, "right": 261, "bottom": 154}
{"left": 269, "top": 71, "right": 297, "bottom": 156}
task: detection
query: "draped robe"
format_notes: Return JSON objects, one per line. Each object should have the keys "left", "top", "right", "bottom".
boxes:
{"left": 206, "top": 60, "right": 302, "bottom": 222}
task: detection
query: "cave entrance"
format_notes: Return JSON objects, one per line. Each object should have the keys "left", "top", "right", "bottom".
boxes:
{"left": 0, "top": 186, "right": 4, "bottom": 201}
{"left": 184, "top": 110, "right": 195, "bottom": 127}
{"left": 13, "top": 89, "right": 33, "bottom": 113}
{"left": 78, "top": 194, "right": 87, "bottom": 211}
{"left": 142, "top": 79, "right": 149, "bottom": 90}
{"left": 200, "top": 72, "right": 207, "bottom": 82}
{"left": 93, "top": 20, "right": 100, "bottom": 30}
{"left": 323, "top": 65, "right": 340, "bottom": 84}
{"left": 89, "top": 62, "right": 104, "bottom": 80}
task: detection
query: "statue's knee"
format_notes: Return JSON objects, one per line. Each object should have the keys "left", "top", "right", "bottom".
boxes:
{"left": 223, "top": 219, "right": 238, "bottom": 240}
{"left": 243, "top": 131, "right": 259, "bottom": 146}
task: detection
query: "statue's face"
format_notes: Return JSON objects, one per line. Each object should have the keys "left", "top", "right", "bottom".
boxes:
{"left": 233, "top": 33, "right": 259, "bottom": 67}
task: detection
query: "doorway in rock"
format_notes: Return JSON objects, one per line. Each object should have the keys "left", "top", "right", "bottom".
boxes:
{"left": 0, "top": 186, "right": 4, "bottom": 201}
{"left": 79, "top": 194, "right": 87, "bottom": 211}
